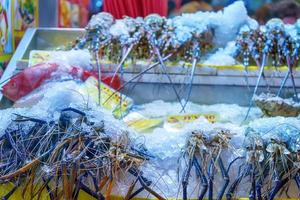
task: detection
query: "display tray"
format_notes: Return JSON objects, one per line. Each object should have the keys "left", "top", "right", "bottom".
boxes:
{"left": 0, "top": 30, "right": 300, "bottom": 200}
{"left": 0, "top": 28, "right": 299, "bottom": 106}
{"left": 0, "top": 183, "right": 298, "bottom": 200}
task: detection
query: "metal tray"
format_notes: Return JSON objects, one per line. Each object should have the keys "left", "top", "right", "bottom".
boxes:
{"left": 1, "top": 28, "right": 299, "bottom": 106}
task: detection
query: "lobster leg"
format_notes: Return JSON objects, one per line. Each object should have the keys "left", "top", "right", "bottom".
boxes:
{"left": 111, "top": 44, "right": 134, "bottom": 85}
{"left": 128, "top": 187, "right": 145, "bottom": 199}
{"left": 102, "top": 54, "right": 173, "bottom": 105}
{"left": 99, "top": 176, "right": 109, "bottom": 190}
{"left": 59, "top": 108, "right": 87, "bottom": 130}
{"left": 193, "top": 157, "right": 208, "bottom": 200}
{"left": 244, "top": 53, "right": 267, "bottom": 121}
{"left": 295, "top": 173, "right": 300, "bottom": 195}
{"left": 294, "top": 172, "right": 300, "bottom": 197}
{"left": 286, "top": 56, "right": 298, "bottom": 102}
{"left": 255, "top": 59, "right": 270, "bottom": 92}
{"left": 137, "top": 176, "right": 166, "bottom": 200}
{"left": 88, "top": 171, "right": 105, "bottom": 200}
{"left": 243, "top": 64, "right": 250, "bottom": 91}
{"left": 1, "top": 183, "right": 19, "bottom": 200}
{"left": 95, "top": 51, "right": 102, "bottom": 105}
{"left": 217, "top": 157, "right": 229, "bottom": 200}
{"left": 5, "top": 130, "right": 24, "bottom": 160}
{"left": 127, "top": 169, "right": 153, "bottom": 199}
{"left": 267, "top": 177, "right": 289, "bottom": 200}
{"left": 182, "top": 158, "right": 193, "bottom": 200}
{"left": 118, "top": 47, "right": 127, "bottom": 119}
{"left": 152, "top": 46, "right": 185, "bottom": 112}
{"left": 208, "top": 160, "right": 214, "bottom": 200}
{"left": 256, "top": 165, "right": 265, "bottom": 200}
{"left": 42, "top": 177, "right": 55, "bottom": 200}
{"left": 277, "top": 70, "right": 290, "bottom": 97}
{"left": 80, "top": 181, "right": 105, "bottom": 200}
{"left": 127, "top": 167, "right": 152, "bottom": 199}
{"left": 73, "top": 179, "right": 81, "bottom": 200}
{"left": 124, "top": 56, "right": 155, "bottom": 95}
{"left": 256, "top": 177, "right": 263, "bottom": 200}
{"left": 226, "top": 156, "right": 245, "bottom": 174}
{"left": 61, "top": 107, "right": 86, "bottom": 117}
{"left": 13, "top": 114, "right": 48, "bottom": 124}
{"left": 124, "top": 178, "right": 139, "bottom": 200}
{"left": 128, "top": 167, "right": 165, "bottom": 200}
{"left": 277, "top": 56, "right": 298, "bottom": 101}
{"left": 226, "top": 175, "right": 243, "bottom": 200}
{"left": 226, "top": 165, "right": 250, "bottom": 200}
{"left": 249, "top": 164, "right": 256, "bottom": 200}
{"left": 180, "top": 58, "right": 197, "bottom": 113}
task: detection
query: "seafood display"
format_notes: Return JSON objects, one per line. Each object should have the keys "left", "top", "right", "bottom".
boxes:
{"left": 234, "top": 18, "right": 300, "bottom": 119}
{"left": 0, "top": 107, "right": 164, "bottom": 200}
{"left": 178, "top": 124, "right": 300, "bottom": 200}
{"left": 73, "top": 3, "right": 300, "bottom": 119}
{"left": 254, "top": 93, "right": 300, "bottom": 117}
{"left": 179, "top": 128, "right": 233, "bottom": 200}
{"left": 1, "top": 1, "right": 300, "bottom": 199}
{"left": 1, "top": 55, "right": 121, "bottom": 102}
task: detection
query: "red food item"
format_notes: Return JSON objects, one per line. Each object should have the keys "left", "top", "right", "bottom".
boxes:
{"left": 103, "top": 0, "right": 167, "bottom": 19}
{"left": 2, "top": 63, "right": 121, "bottom": 101}
{"left": 68, "top": 66, "right": 121, "bottom": 89}
{"left": 101, "top": 75, "right": 121, "bottom": 91}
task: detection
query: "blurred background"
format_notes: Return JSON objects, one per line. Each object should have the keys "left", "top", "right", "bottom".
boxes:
{"left": 0, "top": 0, "right": 299, "bottom": 74}
{"left": 167, "top": 0, "right": 300, "bottom": 24}
{"left": 37, "top": 0, "right": 300, "bottom": 27}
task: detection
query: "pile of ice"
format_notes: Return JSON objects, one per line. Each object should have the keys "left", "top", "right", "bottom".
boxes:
{"left": 29, "top": 49, "right": 92, "bottom": 70}
{"left": 131, "top": 100, "right": 259, "bottom": 163}
{"left": 205, "top": 1, "right": 257, "bottom": 46}
{"left": 169, "top": 1, "right": 258, "bottom": 66}
{"left": 132, "top": 100, "right": 262, "bottom": 123}
{"left": 110, "top": 19, "right": 131, "bottom": 38}
{"left": 171, "top": 1, "right": 255, "bottom": 48}
{"left": 285, "top": 18, "right": 300, "bottom": 40}
{"left": 0, "top": 80, "right": 130, "bottom": 139}
{"left": 254, "top": 93, "right": 300, "bottom": 107}
{"left": 2, "top": 80, "right": 300, "bottom": 198}
{"left": 203, "top": 41, "right": 238, "bottom": 65}
{"left": 129, "top": 100, "right": 300, "bottom": 197}
{"left": 79, "top": 1, "right": 257, "bottom": 66}
{"left": 171, "top": 13, "right": 209, "bottom": 47}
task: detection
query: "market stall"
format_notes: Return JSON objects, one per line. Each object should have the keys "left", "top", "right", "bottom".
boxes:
{"left": 0, "top": 1, "right": 300, "bottom": 200}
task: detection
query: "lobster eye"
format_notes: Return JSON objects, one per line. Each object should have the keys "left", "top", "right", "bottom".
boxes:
{"left": 246, "top": 146, "right": 252, "bottom": 151}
